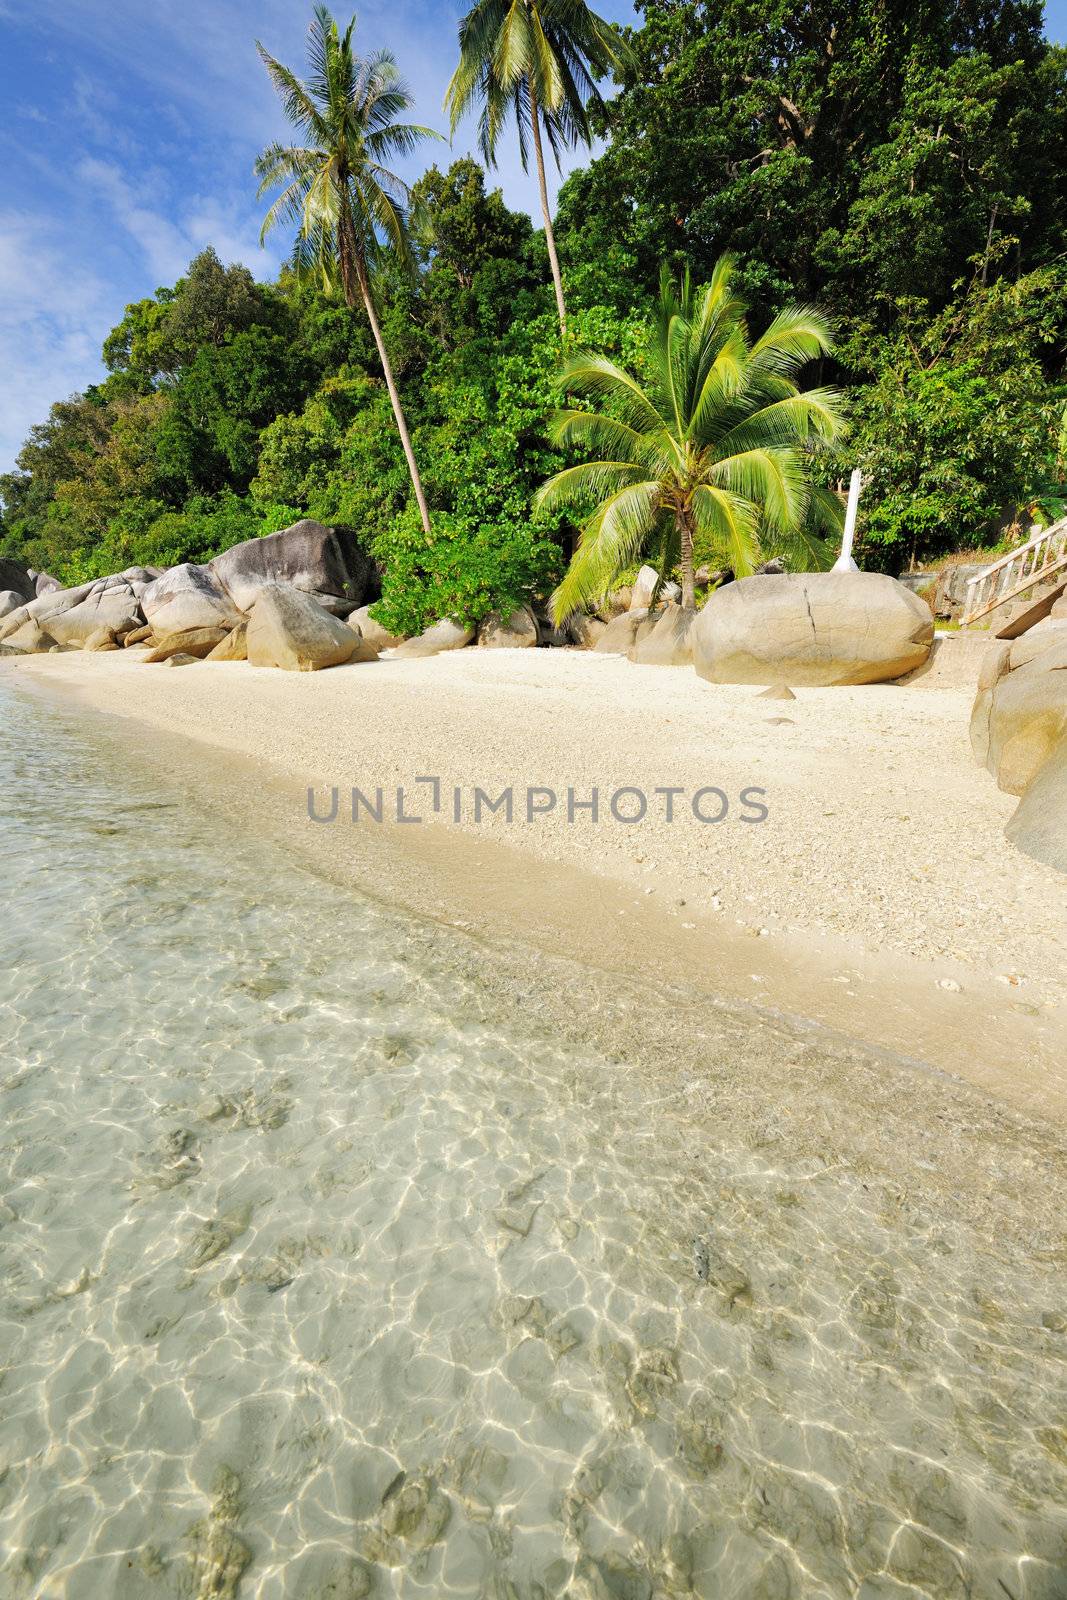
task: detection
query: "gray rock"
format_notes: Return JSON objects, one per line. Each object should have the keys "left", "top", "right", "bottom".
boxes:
{"left": 204, "top": 623, "right": 249, "bottom": 662}
{"left": 1006, "top": 742, "right": 1067, "bottom": 872}
{"left": 393, "top": 617, "right": 475, "bottom": 658}
{"left": 3, "top": 620, "right": 58, "bottom": 653}
{"left": 693, "top": 572, "right": 934, "bottom": 686}
{"left": 629, "top": 564, "right": 661, "bottom": 611}
{"left": 1008, "top": 619, "right": 1067, "bottom": 671}
{"left": 246, "top": 584, "right": 360, "bottom": 671}
{"left": 977, "top": 637, "right": 1067, "bottom": 795}
{"left": 568, "top": 614, "right": 607, "bottom": 649}
{"left": 85, "top": 626, "right": 121, "bottom": 651}
{"left": 477, "top": 606, "right": 539, "bottom": 648}
{"left": 210, "top": 518, "right": 377, "bottom": 614}
{"left": 347, "top": 604, "right": 402, "bottom": 652}
{"left": 0, "top": 590, "right": 24, "bottom": 620}
{"left": 41, "top": 588, "right": 144, "bottom": 647}
{"left": 593, "top": 610, "right": 647, "bottom": 655}
{"left": 141, "top": 564, "right": 242, "bottom": 636}
{"left": 143, "top": 627, "right": 231, "bottom": 663}
{"left": 35, "top": 571, "right": 63, "bottom": 596}
{"left": 629, "top": 604, "right": 694, "bottom": 666}
{"left": 0, "top": 559, "right": 33, "bottom": 602}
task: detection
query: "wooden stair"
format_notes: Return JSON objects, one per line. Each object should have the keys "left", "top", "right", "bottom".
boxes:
{"left": 961, "top": 518, "right": 1067, "bottom": 636}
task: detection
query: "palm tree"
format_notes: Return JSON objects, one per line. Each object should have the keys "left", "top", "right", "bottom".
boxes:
{"left": 255, "top": 7, "right": 439, "bottom": 537}
{"left": 445, "top": 0, "right": 630, "bottom": 334}
{"left": 536, "top": 257, "right": 846, "bottom": 624}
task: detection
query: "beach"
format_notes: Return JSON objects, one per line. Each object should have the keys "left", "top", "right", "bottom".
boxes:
{"left": 7, "top": 645, "right": 1066, "bottom": 1118}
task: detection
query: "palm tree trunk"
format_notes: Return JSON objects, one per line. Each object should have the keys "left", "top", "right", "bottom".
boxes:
{"left": 528, "top": 81, "right": 567, "bottom": 335}
{"left": 351, "top": 259, "right": 432, "bottom": 540}
{"left": 678, "top": 509, "right": 696, "bottom": 612}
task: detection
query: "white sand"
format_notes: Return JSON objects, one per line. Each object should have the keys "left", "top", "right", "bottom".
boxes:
{"left": 9, "top": 645, "right": 1066, "bottom": 1114}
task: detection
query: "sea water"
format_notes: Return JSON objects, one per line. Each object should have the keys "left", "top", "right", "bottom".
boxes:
{"left": 0, "top": 676, "right": 1065, "bottom": 1600}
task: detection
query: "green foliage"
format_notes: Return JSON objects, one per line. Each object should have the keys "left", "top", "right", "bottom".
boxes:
{"left": 370, "top": 507, "right": 563, "bottom": 635}
{"left": 4, "top": 2, "right": 1067, "bottom": 607}
{"left": 846, "top": 264, "right": 1065, "bottom": 565}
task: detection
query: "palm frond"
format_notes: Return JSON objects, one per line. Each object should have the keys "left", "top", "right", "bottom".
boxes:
{"left": 534, "top": 459, "right": 648, "bottom": 513}
{"left": 689, "top": 485, "right": 761, "bottom": 576}
{"left": 550, "top": 480, "right": 662, "bottom": 622}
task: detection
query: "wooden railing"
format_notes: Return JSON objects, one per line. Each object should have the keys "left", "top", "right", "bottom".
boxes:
{"left": 962, "top": 517, "right": 1067, "bottom": 626}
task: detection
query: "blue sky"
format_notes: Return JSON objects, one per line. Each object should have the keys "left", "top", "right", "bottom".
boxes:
{"left": 0, "top": 0, "right": 1064, "bottom": 474}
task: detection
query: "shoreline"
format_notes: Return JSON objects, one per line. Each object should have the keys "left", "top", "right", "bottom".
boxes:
{"left": 7, "top": 646, "right": 1067, "bottom": 1126}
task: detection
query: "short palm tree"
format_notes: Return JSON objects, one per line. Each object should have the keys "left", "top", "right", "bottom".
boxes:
{"left": 537, "top": 257, "right": 846, "bottom": 623}
{"left": 255, "top": 7, "right": 439, "bottom": 537}
{"left": 445, "top": 0, "right": 630, "bottom": 333}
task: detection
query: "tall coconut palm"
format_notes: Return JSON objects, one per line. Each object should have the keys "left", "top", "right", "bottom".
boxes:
{"left": 445, "top": 0, "right": 630, "bottom": 334}
{"left": 255, "top": 7, "right": 439, "bottom": 537}
{"left": 537, "top": 257, "right": 846, "bottom": 623}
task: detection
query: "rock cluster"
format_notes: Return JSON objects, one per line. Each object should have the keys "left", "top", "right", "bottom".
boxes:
{"left": 0, "top": 521, "right": 382, "bottom": 674}
{"left": 971, "top": 605, "right": 1067, "bottom": 871}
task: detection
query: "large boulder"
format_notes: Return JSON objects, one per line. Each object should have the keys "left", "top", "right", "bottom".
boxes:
{"left": 3, "top": 620, "right": 57, "bottom": 653}
{"left": 1005, "top": 741, "right": 1067, "bottom": 872}
{"left": 593, "top": 610, "right": 647, "bottom": 655}
{"left": 393, "top": 618, "right": 475, "bottom": 659}
{"left": 35, "top": 571, "right": 62, "bottom": 597}
{"left": 0, "top": 590, "right": 24, "bottom": 621}
{"left": 629, "top": 605, "right": 694, "bottom": 667}
{"left": 0, "top": 559, "right": 33, "bottom": 602}
{"left": 1008, "top": 619, "right": 1067, "bottom": 672}
{"left": 568, "top": 615, "right": 607, "bottom": 650}
{"left": 204, "top": 623, "right": 249, "bottom": 662}
{"left": 41, "top": 588, "right": 144, "bottom": 647}
{"left": 976, "top": 638, "right": 1067, "bottom": 795}
{"left": 245, "top": 584, "right": 360, "bottom": 672}
{"left": 692, "top": 572, "right": 934, "bottom": 686}
{"left": 141, "top": 564, "right": 242, "bottom": 636}
{"left": 143, "top": 627, "right": 231, "bottom": 663}
{"left": 85, "top": 627, "right": 121, "bottom": 651}
{"left": 347, "top": 605, "right": 402, "bottom": 653}
{"left": 477, "top": 607, "right": 539, "bottom": 649}
{"left": 210, "top": 519, "right": 377, "bottom": 615}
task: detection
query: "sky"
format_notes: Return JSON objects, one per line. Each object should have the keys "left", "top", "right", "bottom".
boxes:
{"left": 0, "top": 0, "right": 1064, "bottom": 474}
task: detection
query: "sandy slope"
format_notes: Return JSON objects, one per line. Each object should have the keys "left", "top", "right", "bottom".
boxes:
{"left": 8, "top": 644, "right": 1066, "bottom": 1115}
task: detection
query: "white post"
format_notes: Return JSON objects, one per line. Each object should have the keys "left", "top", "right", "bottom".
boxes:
{"left": 832, "top": 468, "right": 863, "bottom": 572}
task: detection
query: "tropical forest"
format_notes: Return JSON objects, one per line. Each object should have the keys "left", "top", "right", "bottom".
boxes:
{"left": 2, "top": 0, "right": 1066, "bottom": 637}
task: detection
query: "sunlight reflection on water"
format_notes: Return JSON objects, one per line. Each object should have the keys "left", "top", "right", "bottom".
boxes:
{"left": 0, "top": 677, "right": 1065, "bottom": 1600}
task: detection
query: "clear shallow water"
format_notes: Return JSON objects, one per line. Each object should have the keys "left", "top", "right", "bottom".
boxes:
{"left": 0, "top": 678, "right": 1065, "bottom": 1600}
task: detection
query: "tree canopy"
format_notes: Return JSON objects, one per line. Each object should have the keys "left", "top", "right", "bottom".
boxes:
{"left": 2, "top": 0, "right": 1064, "bottom": 606}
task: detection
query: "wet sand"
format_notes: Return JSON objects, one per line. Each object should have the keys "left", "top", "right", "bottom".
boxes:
{"left": 7, "top": 646, "right": 1066, "bottom": 1120}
